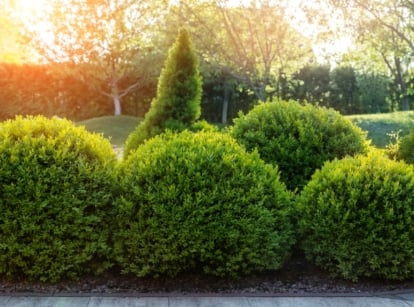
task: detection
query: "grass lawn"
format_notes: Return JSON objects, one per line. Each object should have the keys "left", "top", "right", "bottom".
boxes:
{"left": 77, "top": 115, "right": 142, "bottom": 146}
{"left": 77, "top": 112, "right": 414, "bottom": 149}
{"left": 347, "top": 111, "right": 414, "bottom": 148}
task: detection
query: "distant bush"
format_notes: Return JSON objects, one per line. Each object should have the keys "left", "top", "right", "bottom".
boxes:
{"left": 399, "top": 128, "right": 414, "bottom": 164}
{"left": 385, "top": 130, "right": 403, "bottom": 160}
{"left": 298, "top": 151, "right": 414, "bottom": 281}
{"left": 385, "top": 128, "right": 414, "bottom": 164}
{"left": 230, "top": 100, "right": 370, "bottom": 191}
{"left": 114, "top": 131, "right": 294, "bottom": 278}
{"left": 0, "top": 116, "right": 116, "bottom": 281}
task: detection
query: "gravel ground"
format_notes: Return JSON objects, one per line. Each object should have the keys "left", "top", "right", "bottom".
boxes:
{"left": 1, "top": 253, "right": 413, "bottom": 295}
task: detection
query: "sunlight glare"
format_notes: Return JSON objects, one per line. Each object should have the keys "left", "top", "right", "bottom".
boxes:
{"left": 222, "top": 0, "right": 354, "bottom": 62}
{"left": 4, "top": 0, "right": 55, "bottom": 63}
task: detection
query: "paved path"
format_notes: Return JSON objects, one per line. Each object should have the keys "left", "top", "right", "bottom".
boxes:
{"left": 1, "top": 292, "right": 414, "bottom": 307}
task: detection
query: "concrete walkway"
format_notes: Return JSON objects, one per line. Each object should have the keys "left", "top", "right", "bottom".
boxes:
{"left": 1, "top": 292, "right": 414, "bottom": 307}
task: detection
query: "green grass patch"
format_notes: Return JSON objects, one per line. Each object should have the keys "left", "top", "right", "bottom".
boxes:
{"left": 78, "top": 115, "right": 142, "bottom": 146}
{"left": 76, "top": 112, "right": 414, "bottom": 149}
{"left": 347, "top": 111, "right": 414, "bottom": 148}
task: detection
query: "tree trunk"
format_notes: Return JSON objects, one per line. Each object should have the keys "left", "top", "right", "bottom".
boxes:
{"left": 113, "top": 95, "right": 122, "bottom": 116}
{"left": 394, "top": 57, "right": 410, "bottom": 111}
{"left": 401, "top": 96, "right": 410, "bottom": 111}
{"left": 112, "top": 83, "right": 122, "bottom": 116}
{"left": 221, "top": 81, "right": 229, "bottom": 124}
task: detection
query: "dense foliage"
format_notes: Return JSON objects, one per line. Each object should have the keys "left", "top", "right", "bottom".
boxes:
{"left": 230, "top": 100, "right": 370, "bottom": 191}
{"left": 0, "top": 63, "right": 155, "bottom": 121}
{"left": 0, "top": 116, "right": 116, "bottom": 281}
{"left": 124, "top": 29, "right": 202, "bottom": 156}
{"left": 115, "top": 131, "right": 294, "bottom": 278}
{"left": 0, "top": 62, "right": 399, "bottom": 125}
{"left": 290, "top": 65, "right": 393, "bottom": 115}
{"left": 298, "top": 151, "right": 414, "bottom": 281}
{"left": 398, "top": 128, "right": 414, "bottom": 164}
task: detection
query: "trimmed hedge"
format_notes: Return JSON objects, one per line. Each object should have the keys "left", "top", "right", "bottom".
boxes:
{"left": 230, "top": 100, "right": 370, "bottom": 191}
{"left": 0, "top": 116, "right": 116, "bottom": 281}
{"left": 114, "top": 131, "right": 294, "bottom": 278}
{"left": 298, "top": 150, "right": 414, "bottom": 281}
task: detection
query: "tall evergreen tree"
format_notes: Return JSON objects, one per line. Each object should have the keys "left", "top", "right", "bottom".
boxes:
{"left": 124, "top": 28, "right": 202, "bottom": 156}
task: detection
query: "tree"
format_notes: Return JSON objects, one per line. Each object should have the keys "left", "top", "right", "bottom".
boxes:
{"left": 324, "top": 0, "right": 414, "bottom": 110}
{"left": 16, "top": 0, "right": 168, "bottom": 115}
{"left": 329, "top": 66, "right": 360, "bottom": 114}
{"left": 356, "top": 71, "right": 392, "bottom": 113}
{"left": 291, "top": 64, "right": 331, "bottom": 106}
{"left": 124, "top": 29, "right": 202, "bottom": 156}
{"left": 288, "top": 63, "right": 392, "bottom": 114}
{"left": 200, "top": 68, "right": 256, "bottom": 123}
{"left": 167, "top": 0, "right": 314, "bottom": 121}
{"left": 0, "top": 62, "right": 112, "bottom": 121}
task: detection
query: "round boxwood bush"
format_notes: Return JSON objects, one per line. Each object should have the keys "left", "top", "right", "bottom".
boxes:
{"left": 114, "top": 130, "right": 294, "bottom": 278}
{"left": 230, "top": 100, "right": 370, "bottom": 191}
{"left": 0, "top": 116, "right": 117, "bottom": 281}
{"left": 399, "top": 128, "right": 414, "bottom": 164}
{"left": 298, "top": 150, "right": 414, "bottom": 281}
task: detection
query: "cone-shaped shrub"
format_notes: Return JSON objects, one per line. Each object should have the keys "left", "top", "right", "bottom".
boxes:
{"left": 115, "top": 131, "right": 294, "bottom": 278}
{"left": 298, "top": 150, "right": 414, "bottom": 281}
{"left": 230, "top": 100, "right": 370, "bottom": 191}
{"left": 0, "top": 116, "right": 116, "bottom": 281}
{"left": 124, "top": 28, "right": 202, "bottom": 156}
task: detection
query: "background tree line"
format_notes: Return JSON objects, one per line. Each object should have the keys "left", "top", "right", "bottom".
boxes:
{"left": 1, "top": 61, "right": 403, "bottom": 122}
{"left": 1, "top": 0, "right": 413, "bottom": 122}
{"left": 0, "top": 62, "right": 155, "bottom": 121}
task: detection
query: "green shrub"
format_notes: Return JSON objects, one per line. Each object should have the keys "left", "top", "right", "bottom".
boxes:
{"left": 0, "top": 116, "right": 116, "bottom": 281}
{"left": 298, "top": 150, "right": 414, "bottom": 281}
{"left": 399, "top": 128, "right": 414, "bottom": 164}
{"left": 384, "top": 130, "right": 402, "bottom": 160}
{"left": 115, "top": 131, "right": 294, "bottom": 278}
{"left": 189, "top": 119, "right": 219, "bottom": 132}
{"left": 124, "top": 28, "right": 202, "bottom": 156}
{"left": 230, "top": 100, "right": 370, "bottom": 191}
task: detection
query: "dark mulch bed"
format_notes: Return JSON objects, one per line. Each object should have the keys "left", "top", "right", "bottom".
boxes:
{"left": 1, "top": 252, "right": 414, "bottom": 296}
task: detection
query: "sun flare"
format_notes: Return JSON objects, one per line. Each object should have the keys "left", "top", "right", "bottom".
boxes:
{"left": 1, "top": 0, "right": 53, "bottom": 63}
{"left": 1, "top": 0, "right": 354, "bottom": 64}
{"left": 13, "top": 0, "right": 47, "bottom": 14}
